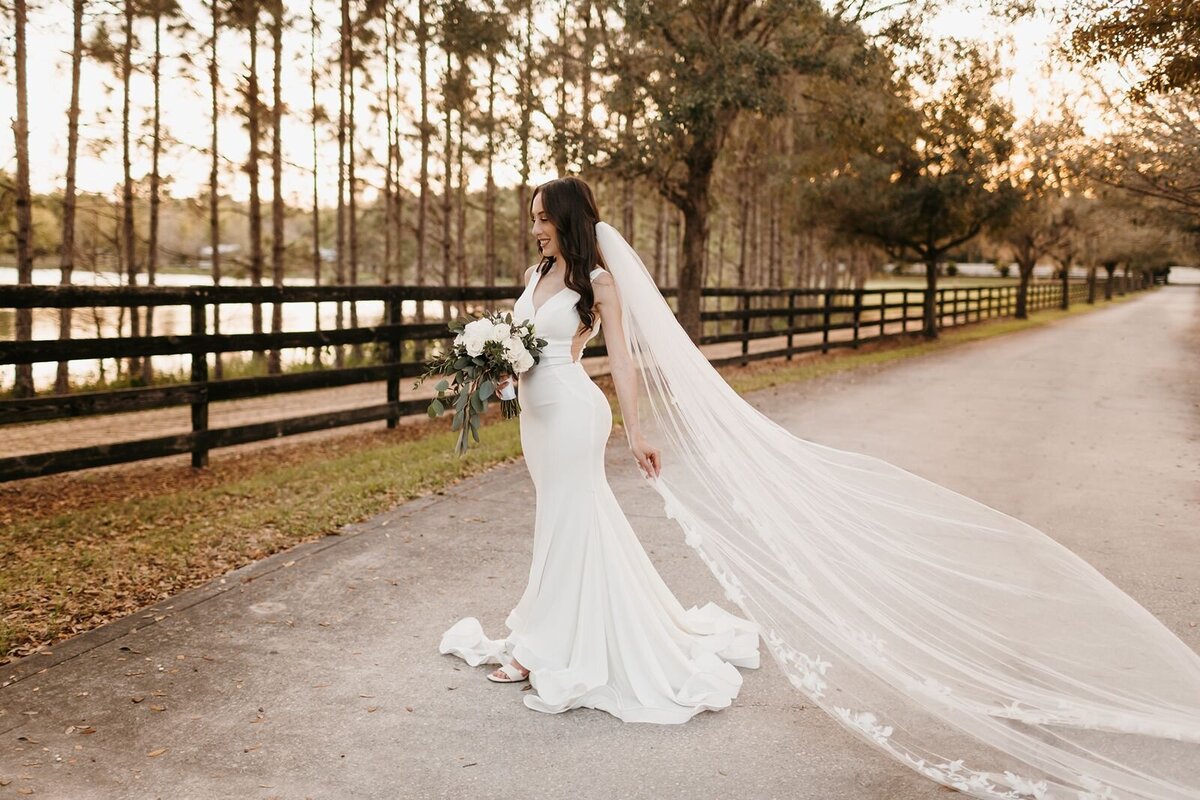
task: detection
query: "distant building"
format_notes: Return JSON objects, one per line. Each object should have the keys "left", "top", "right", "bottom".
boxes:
{"left": 197, "top": 243, "right": 241, "bottom": 270}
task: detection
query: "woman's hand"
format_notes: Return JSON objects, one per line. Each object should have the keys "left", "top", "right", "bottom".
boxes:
{"left": 631, "top": 435, "right": 662, "bottom": 479}
{"left": 494, "top": 372, "right": 514, "bottom": 398}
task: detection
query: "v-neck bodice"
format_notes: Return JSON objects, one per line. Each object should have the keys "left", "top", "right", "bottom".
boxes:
{"left": 513, "top": 265, "right": 606, "bottom": 367}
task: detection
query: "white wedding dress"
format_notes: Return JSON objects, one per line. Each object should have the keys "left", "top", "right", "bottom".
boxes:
{"left": 438, "top": 264, "right": 762, "bottom": 724}
{"left": 436, "top": 222, "right": 1199, "bottom": 798}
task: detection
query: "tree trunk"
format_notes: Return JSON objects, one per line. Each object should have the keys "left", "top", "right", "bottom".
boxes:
{"left": 310, "top": 0, "right": 321, "bottom": 370}
{"left": 121, "top": 0, "right": 139, "bottom": 381}
{"left": 1016, "top": 257, "right": 1035, "bottom": 319}
{"left": 767, "top": 193, "right": 779, "bottom": 288}
{"left": 456, "top": 112, "right": 467, "bottom": 290}
{"left": 334, "top": 0, "right": 348, "bottom": 367}
{"left": 11, "top": 0, "right": 34, "bottom": 398}
{"left": 736, "top": 193, "right": 749, "bottom": 286}
{"left": 268, "top": 2, "right": 285, "bottom": 375}
{"left": 653, "top": 196, "right": 665, "bottom": 286}
{"left": 247, "top": 9, "right": 265, "bottom": 365}
{"left": 390, "top": 5, "right": 403, "bottom": 287}
{"left": 553, "top": 0, "right": 569, "bottom": 176}
{"left": 416, "top": 0, "right": 430, "bottom": 349}
{"left": 923, "top": 256, "right": 939, "bottom": 339}
{"left": 55, "top": 0, "right": 85, "bottom": 395}
{"left": 677, "top": 196, "right": 710, "bottom": 341}
{"left": 442, "top": 46, "right": 454, "bottom": 313}
{"left": 210, "top": 0, "right": 223, "bottom": 379}
{"left": 579, "top": 0, "right": 593, "bottom": 168}
{"left": 485, "top": 56, "right": 497, "bottom": 287}
{"left": 348, "top": 34, "right": 360, "bottom": 361}
{"left": 622, "top": 171, "right": 635, "bottom": 246}
{"left": 145, "top": 9, "right": 163, "bottom": 383}
{"left": 383, "top": 7, "right": 395, "bottom": 287}
{"left": 1059, "top": 256, "right": 1072, "bottom": 310}
{"left": 716, "top": 213, "right": 727, "bottom": 289}
{"left": 516, "top": 0, "right": 533, "bottom": 273}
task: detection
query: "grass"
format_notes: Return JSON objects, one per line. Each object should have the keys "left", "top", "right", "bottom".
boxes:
{"left": 0, "top": 288, "right": 1149, "bottom": 663}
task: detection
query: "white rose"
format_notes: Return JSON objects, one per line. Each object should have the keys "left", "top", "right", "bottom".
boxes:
{"left": 463, "top": 331, "right": 488, "bottom": 356}
{"left": 491, "top": 321, "right": 512, "bottom": 342}
{"left": 503, "top": 334, "right": 528, "bottom": 358}
{"left": 513, "top": 349, "right": 535, "bottom": 374}
{"left": 464, "top": 318, "right": 493, "bottom": 338}
{"left": 453, "top": 332, "right": 464, "bottom": 349}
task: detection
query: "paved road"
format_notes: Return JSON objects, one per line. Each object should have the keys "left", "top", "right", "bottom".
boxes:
{"left": 1, "top": 286, "right": 1196, "bottom": 800}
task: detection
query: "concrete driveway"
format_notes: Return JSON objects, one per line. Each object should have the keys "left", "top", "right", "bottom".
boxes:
{"left": 1, "top": 286, "right": 1196, "bottom": 800}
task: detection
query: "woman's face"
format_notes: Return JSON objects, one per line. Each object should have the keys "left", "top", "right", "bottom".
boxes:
{"left": 530, "top": 191, "right": 561, "bottom": 261}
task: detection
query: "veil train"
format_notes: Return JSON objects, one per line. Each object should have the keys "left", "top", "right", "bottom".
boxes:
{"left": 594, "top": 220, "right": 1200, "bottom": 800}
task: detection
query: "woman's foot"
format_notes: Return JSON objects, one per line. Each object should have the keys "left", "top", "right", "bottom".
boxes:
{"left": 488, "top": 658, "right": 529, "bottom": 682}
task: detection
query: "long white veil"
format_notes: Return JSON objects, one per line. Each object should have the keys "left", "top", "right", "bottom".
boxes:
{"left": 594, "top": 220, "right": 1200, "bottom": 800}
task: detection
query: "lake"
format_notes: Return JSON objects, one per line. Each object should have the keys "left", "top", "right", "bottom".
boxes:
{"left": 0, "top": 267, "right": 453, "bottom": 393}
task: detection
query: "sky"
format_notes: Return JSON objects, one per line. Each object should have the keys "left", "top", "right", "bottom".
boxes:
{"left": 0, "top": 0, "right": 1126, "bottom": 206}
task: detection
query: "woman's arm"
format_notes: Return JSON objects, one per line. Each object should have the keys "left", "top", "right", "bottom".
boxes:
{"left": 592, "top": 271, "right": 662, "bottom": 478}
{"left": 495, "top": 265, "right": 538, "bottom": 398}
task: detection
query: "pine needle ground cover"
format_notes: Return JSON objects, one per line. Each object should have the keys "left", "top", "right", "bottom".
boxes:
{"left": 0, "top": 291, "right": 1142, "bottom": 663}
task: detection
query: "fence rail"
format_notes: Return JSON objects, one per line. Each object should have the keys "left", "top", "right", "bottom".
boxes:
{"left": 0, "top": 273, "right": 1147, "bottom": 482}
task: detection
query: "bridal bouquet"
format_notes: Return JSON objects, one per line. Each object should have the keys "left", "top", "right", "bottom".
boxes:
{"left": 414, "top": 311, "right": 546, "bottom": 455}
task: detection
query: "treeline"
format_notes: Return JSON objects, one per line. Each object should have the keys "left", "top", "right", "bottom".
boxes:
{"left": 3, "top": 0, "right": 1196, "bottom": 397}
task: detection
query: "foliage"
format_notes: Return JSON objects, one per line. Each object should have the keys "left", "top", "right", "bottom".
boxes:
{"left": 824, "top": 45, "right": 1019, "bottom": 271}
{"left": 1067, "top": 0, "right": 1200, "bottom": 100}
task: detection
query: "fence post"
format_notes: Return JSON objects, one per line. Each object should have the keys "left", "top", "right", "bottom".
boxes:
{"left": 385, "top": 294, "right": 402, "bottom": 430}
{"left": 821, "top": 289, "right": 833, "bottom": 353}
{"left": 190, "top": 301, "right": 209, "bottom": 468}
{"left": 740, "top": 292, "right": 751, "bottom": 367}
{"left": 879, "top": 290, "right": 887, "bottom": 339}
{"left": 786, "top": 290, "right": 796, "bottom": 361}
{"left": 851, "top": 287, "right": 863, "bottom": 349}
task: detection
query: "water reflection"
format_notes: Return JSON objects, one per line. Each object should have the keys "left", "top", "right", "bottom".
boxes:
{"left": 1, "top": 267, "right": 455, "bottom": 393}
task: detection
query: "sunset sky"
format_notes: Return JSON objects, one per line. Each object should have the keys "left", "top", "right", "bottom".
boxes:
{"left": 0, "top": 0, "right": 1124, "bottom": 206}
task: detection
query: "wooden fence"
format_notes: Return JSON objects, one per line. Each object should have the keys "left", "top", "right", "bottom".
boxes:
{"left": 0, "top": 273, "right": 1147, "bottom": 482}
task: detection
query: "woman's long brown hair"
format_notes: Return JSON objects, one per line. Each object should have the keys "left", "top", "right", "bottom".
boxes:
{"left": 530, "top": 176, "right": 604, "bottom": 333}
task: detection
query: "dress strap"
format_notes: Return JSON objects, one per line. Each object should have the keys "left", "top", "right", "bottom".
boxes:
{"left": 590, "top": 266, "right": 605, "bottom": 278}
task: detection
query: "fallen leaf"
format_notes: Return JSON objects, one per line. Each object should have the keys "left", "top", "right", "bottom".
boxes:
{"left": 147, "top": 748, "right": 168, "bottom": 758}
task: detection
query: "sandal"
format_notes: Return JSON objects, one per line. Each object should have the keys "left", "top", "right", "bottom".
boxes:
{"left": 486, "top": 661, "right": 530, "bottom": 683}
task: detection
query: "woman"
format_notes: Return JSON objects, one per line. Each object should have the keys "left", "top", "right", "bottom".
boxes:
{"left": 438, "top": 176, "right": 762, "bottom": 724}
{"left": 441, "top": 177, "right": 1200, "bottom": 798}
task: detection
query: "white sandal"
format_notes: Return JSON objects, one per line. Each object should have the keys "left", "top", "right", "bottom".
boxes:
{"left": 486, "top": 662, "right": 530, "bottom": 683}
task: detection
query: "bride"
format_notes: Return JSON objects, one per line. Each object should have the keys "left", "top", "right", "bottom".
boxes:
{"left": 440, "top": 177, "right": 1200, "bottom": 799}
{"left": 439, "top": 176, "right": 762, "bottom": 723}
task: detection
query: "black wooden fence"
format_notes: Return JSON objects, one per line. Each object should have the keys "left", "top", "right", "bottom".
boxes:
{"left": 0, "top": 274, "right": 1147, "bottom": 482}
